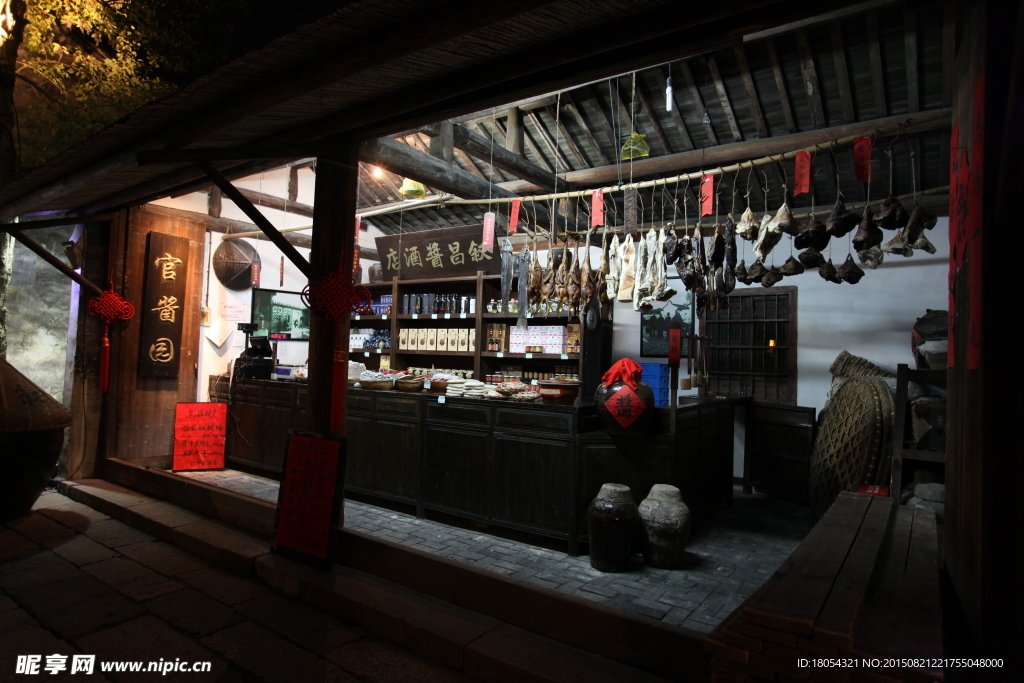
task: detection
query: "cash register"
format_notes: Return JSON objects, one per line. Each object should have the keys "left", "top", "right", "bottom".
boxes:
{"left": 233, "top": 323, "right": 274, "bottom": 380}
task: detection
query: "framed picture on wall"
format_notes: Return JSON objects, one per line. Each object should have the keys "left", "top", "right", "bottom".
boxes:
{"left": 640, "top": 283, "right": 694, "bottom": 358}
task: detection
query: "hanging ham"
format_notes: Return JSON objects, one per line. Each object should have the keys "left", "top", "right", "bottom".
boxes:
{"left": 852, "top": 206, "right": 883, "bottom": 252}
{"left": 616, "top": 236, "right": 636, "bottom": 302}
{"left": 874, "top": 195, "right": 909, "bottom": 230}
{"left": 736, "top": 205, "right": 759, "bottom": 241}
{"left": 819, "top": 259, "right": 842, "bottom": 283}
{"left": 798, "top": 248, "right": 826, "bottom": 269}
{"left": 779, "top": 256, "right": 805, "bottom": 276}
{"left": 858, "top": 245, "right": 885, "bottom": 269}
{"left": 837, "top": 254, "right": 866, "bottom": 284}
{"left": 826, "top": 196, "right": 860, "bottom": 238}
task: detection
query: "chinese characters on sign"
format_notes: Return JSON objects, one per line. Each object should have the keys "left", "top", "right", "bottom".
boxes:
{"left": 172, "top": 402, "right": 227, "bottom": 471}
{"left": 273, "top": 432, "right": 346, "bottom": 563}
{"left": 139, "top": 232, "right": 189, "bottom": 378}
{"left": 609, "top": 385, "right": 646, "bottom": 429}
{"left": 374, "top": 226, "right": 501, "bottom": 280}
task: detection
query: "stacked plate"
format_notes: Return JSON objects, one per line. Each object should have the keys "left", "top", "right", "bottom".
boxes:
{"left": 445, "top": 378, "right": 467, "bottom": 397}
{"left": 463, "top": 380, "right": 486, "bottom": 398}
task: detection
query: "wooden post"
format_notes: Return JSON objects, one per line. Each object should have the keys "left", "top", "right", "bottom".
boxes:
{"left": 307, "top": 143, "right": 358, "bottom": 441}
{"left": 505, "top": 107, "right": 524, "bottom": 156}
{"left": 429, "top": 121, "right": 454, "bottom": 164}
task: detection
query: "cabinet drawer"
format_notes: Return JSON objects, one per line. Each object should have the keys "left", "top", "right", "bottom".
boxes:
{"left": 346, "top": 393, "right": 374, "bottom": 413}
{"left": 494, "top": 407, "right": 573, "bottom": 436}
{"left": 263, "top": 384, "right": 298, "bottom": 406}
{"left": 234, "top": 382, "right": 263, "bottom": 400}
{"left": 375, "top": 395, "right": 421, "bottom": 418}
{"left": 425, "top": 401, "right": 491, "bottom": 427}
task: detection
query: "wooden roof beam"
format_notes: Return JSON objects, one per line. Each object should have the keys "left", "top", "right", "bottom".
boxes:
{"left": 543, "top": 105, "right": 591, "bottom": 168}
{"left": 828, "top": 22, "right": 856, "bottom": 124}
{"left": 649, "top": 65, "right": 695, "bottom": 150}
{"left": 575, "top": 85, "right": 619, "bottom": 159}
{"left": 903, "top": 7, "right": 920, "bottom": 113}
{"left": 737, "top": 44, "right": 770, "bottom": 139}
{"left": 706, "top": 56, "right": 743, "bottom": 142}
{"left": 677, "top": 61, "right": 718, "bottom": 146}
{"left": 633, "top": 77, "right": 673, "bottom": 154}
{"left": 765, "top": 39, "right": 797, "bottom": 134}
{"left": 560, "top": 93, "right": 612, "bottom": 164}
{"left": 505, "top": 107, "right": 524, "bottom": 156}
{"left": 941, "top": 2, "right": 955, "bottom": 106}
{"left": 492, "top": 117, "right": 555, "bottom": 173}
{"left": 527, "top": 110, "right": 572, "bottom": 171}
{"left": 795, "top": 30, "right": 826, "bottom": 128}
{"left": 451, "top": 123, "right": 559, "bottom": 190}
{"left": 236, "top": 188, "right": 314, "bottom": 218}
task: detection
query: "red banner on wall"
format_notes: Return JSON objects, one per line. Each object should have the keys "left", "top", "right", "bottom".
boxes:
{"left": 853, "top": 137, "right": 873, "bottom": 182}
{"left": 591, "top": 189, "right": 604, "bottom": 227}
{"left": 173, "top": 402, "right": 227, "bottom": 471}
{"left": 793, "top": 151, "right": 811, "bottom": 194}
{"left": 509, "top": 199, "right": 521, "bottom": 233}
{"left": 700, "top": 175, "right": 714, "bottom": 216}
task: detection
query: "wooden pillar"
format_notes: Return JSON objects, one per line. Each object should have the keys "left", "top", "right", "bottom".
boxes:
{"left": 428, "top": 121, "right": 454, "bottom": 164}
{"left": 505, "top": 107, "right": 524, "bottom": 156}
{"left": 307, "top": 142, "right": 359, "bottom": 440}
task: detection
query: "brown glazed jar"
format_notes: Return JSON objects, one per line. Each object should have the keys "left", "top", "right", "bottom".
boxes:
{"left": 586, "top": 483, "right": 640, "bottom": 573}
{"left": 594, "top": 380, "right": 654, "bottom": 433}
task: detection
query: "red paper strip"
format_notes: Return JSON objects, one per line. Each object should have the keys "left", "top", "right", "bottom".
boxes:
{"left": 173, "top": 402, "right": 227, "bottom": 471}
{"left": 853, "top": 137, "right": 872, "bottom": 182}
{"left": 352, "top": 246, "right": 360, "bottom": 278}
{"left": 482, "top": 211, "right": 495, "bottom": 250}
{"left": 793, "top": 151, "right": 811, "bottom": 194}
{"left": 274, "top": 433, "right": 341, "bottom": 559}
{"left": 668, "top": 329, "right": 681, "bottom": 366}
{"left": 699, "top": 175, "right": 714, "bottom": 216}
{"left": 509, "top": 200, "right": 521, "bottom": 233}
{"left": 355, "top": 215, "right": 362, "bottom": 232}
{"left": 591, "top": 189, "right": 605, "bottom": 227}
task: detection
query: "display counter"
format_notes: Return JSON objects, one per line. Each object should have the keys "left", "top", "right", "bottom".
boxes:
{"left": 210, "top": 376, "right": 743, "bottom": 554}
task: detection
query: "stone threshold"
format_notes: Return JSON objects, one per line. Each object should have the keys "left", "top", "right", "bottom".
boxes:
{"left": 75, "top": 459, "right": 711, "bottom": 681}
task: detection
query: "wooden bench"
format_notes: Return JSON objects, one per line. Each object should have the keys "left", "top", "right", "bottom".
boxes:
{"left": 706, "top": 491, "right": 942, "bottom": 682}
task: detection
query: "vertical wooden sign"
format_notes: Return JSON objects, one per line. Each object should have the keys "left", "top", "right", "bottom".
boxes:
{"left": 273, "top": 431, "right": 347, "bottom": 568}
{"left": 173, "top": 402, "right": 227, "bottom": 471}
{"left": 139, "top": 232, "right": 189, "bottom": 378}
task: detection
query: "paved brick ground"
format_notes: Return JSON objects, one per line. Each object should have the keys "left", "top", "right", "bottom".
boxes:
{"left": 1, "top": 491, "right": 471, "bottom": 682}
{"left": 178, "top": 470, "right": 815, "bottom": 634}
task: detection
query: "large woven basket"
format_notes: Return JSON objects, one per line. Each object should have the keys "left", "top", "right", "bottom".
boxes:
{"left": 359, "top": 379, "right": 394, "bottom": 391}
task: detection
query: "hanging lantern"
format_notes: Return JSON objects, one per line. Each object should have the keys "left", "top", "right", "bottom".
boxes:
{"left": 400, "top": 178, "right": 426, "bottom": 198}
{"left": 620, "top": 133, "right": 650, "bottom": 161}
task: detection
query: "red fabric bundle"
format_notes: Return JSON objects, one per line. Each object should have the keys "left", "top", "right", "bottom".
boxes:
{"left": 601, "top": 358, "right": 643, "bottom": 391}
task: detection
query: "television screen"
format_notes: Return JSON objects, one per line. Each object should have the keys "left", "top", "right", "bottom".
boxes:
{"left": 251, "top": 288, "right": 311, "bottom": 341}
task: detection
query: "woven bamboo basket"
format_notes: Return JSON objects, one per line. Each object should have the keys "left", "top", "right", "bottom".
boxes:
{"left": 395, "top": 378, "right": 424, "bottom": 393}
{"left": 359, "top": 379, "right": 394, "bottom": 391}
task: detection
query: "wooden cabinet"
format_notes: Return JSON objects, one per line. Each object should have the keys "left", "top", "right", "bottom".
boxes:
{"left": 891, "top": 364, "right": 946, "bottom": 496}
{"left": 422, "top": 423, "right": 490, "bottom": 517}
{"left": 744, "top": 402, "right": 816, "bottom": 504}
{"left": 491, "top": 432, "right": 573, "bottom": 534}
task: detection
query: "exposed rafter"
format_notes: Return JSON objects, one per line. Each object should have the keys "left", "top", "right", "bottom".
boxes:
{"left": 795, "top": 30, "right": 826, "bottom": 128}
{"left": 649, "top": 65, "right": 694, "bottom": 151}
{"left": 706, "top": 56, "right": 743, "bottom": 142}
{"left": 733, "top": 45, "right": 768, "bottom": 139}
{"left": 865, "top": 10, "right": 887, "bottom": 119}
{"left": 765, "top": 38, "right": 797, "bottom": 134}
{"left": 828, "top": 22, "right": 856, "bottom": 125}
{"left": 677, "top": 61, "right": 718, "bottom": 146}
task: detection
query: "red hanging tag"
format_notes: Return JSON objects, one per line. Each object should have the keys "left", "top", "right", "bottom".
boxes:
{"left": 482, "top": 211, "right": 495, "bottom": 252}
{"left": 853, "top": 137, "right": 872, "bottom": 182}
{"left": 352, "top": 246, "right": 360, "bottom": 278}
{"left": 591, "top": 189, "right": 604, "bottom": 227}
{"left": 509, "top": 200, "right": 521, "bottom": 234}
{"left": 793, "top": 151, "right": 811, "bottom": 195}
{"left": 668, "top": 328, "right": 681, "bottom": 366}
{"left": 700, "top": 175, "right": 714, "bottom": 216}
{"left": 355, "top": 215, "right": 362, "bottom": 232}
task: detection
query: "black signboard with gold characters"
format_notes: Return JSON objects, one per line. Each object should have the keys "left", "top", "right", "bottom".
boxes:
{"left": 374, "top": 225, "right": 501, "bottom": 280}
{"left": 139, "top": 232, "right": 189, "bottom": 378}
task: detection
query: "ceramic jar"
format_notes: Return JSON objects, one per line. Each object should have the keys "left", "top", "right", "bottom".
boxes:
{"left": 586, "top": 483, "right": 640, "bottom": 573}
{"left": 594, "top": 380, "right": 654, "bottom": 433}
{"left": 638, "top": 484, "right": 691, "bottom": 569}
{"left": 368, "top": 262, "right": 384, "bottom": 283}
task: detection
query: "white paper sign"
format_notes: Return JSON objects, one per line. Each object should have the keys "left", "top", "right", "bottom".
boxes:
{"left": 222, "top": 301, "right": 247, "bottom": 322}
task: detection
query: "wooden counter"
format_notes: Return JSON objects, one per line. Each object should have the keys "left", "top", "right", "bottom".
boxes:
{"left": 210, "top": 376, "right": 742, "bottom": 554}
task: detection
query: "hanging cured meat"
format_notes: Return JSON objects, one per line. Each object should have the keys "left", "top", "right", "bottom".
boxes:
{"left": 540, "top": 239, "right": 556, "bottom": 314}
{"left": 722, "top": 217, "right": 737, "bottom": 294}
{"left": 826, "top": 196, "right": 860, "bottom": 237}
{"left": 819, "top": 259, "right": 842, "bottom": 283}
{"left": 858, "top": 245, "right": 885, "bottom": 269}
{"left": 768, "top": 202, "right": 801, "bottom": 236}
{"left": 875, "top": 196, "right": 910, "bottom": 230}
{"left": 761, "top": 267, "right": 784, "bottom": 287}
{"left": 528, "top": 238, "right": 543, "bottom": 312}
{"left": 516, "top": 246, "right": 530, "bottom": 328}
{"left": 746, "top": 260, "right": 768, "bottom": 282}
{"left": 905, "top": 205, "right": 938, "bottom": 243}
{"left": 663, "top": 229, "right": 679, "bottom": 264}
{"left": 567, "top": 240, "right": 582, "bottom": 315}
{"left": 794, "top": 216, "right": 829, "bottom": 251}
{"left": 754, "top": 210, "right": 783, "bottom": 262}
{"left": 734, "top": 260, "right": 748, "bottom": 285}
{"left": 779, "top": 256, "right": 805, "bottom": 276}
{"left": 632, "top": 229, "right": 656, "bottom": 311}
{"left": 606, "top": 234, "right": 620, "bottom": 302}
{"left": 798, "top": 248, "right": 826, "bottom": 269}
{"left": 597, "top": 233, "right": 610, "bottom": 304}
{"left": 616, "top": 236, "right": 636, "bottom": 301}
{"left": 654, "top": 229, "right": 676, "bottom": 302}
{"left": 500, "top": 239, "right": 515, "bottom": 313}
{"left": 837, "top": 254, "right": 866, "bottom": 284}
{"left": 555, "top": 243, "right": 570, "bottom": 311}
{"left": 736, "top": 206, "right": 759, "bottom": 241}
{"left": 852, "top": 206, "right": 883, "bottom": 252}
{"left": 882, "top": 230, "right": 914, "bottom": 257}
{"left": 911, "top": 233, "right": 937, "bottom": 254}
{"left": 709, "top": 224, "right": 725, "bottom": 268}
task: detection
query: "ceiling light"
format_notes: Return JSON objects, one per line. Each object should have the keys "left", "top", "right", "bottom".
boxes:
{"left": 372, "top": 167, "right": 384, "bottom": 178}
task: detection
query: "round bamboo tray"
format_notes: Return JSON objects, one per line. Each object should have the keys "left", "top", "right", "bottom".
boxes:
{"left": 359, "top": 379, "right": 395, "bottom": 391}
{"left": 395, "top": 378, "right": 425, "bottom": 393}
{"left": 424, "top": 380, "right": 448, "bottom": 395}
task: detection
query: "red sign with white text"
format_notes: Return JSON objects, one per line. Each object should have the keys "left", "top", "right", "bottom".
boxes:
{"left": 794, "top": 151, "right": 811, "bottom": 194}
{"left": 700, "top": 175, "right": 714, "bottom": 216}
{"left": 853, "top": 137, "right": 873, "bottom": 183}
{"left": 173, "top": 402, "right": 227, "bottom": 471}
{"left": 509, "top": 200, "right": 521, "bottom": 233}
{"left": 591, "top": 189, "right": 605, "bottom": 227}
{"left": 273, "top": 433, "right": 344, "bottom": 559}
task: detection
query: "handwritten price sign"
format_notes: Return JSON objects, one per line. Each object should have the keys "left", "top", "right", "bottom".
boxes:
{"left": 172, "top": 403, "right": 227, "bottom": 471}
{"left": 273, "top": 432, "right": 346, "bottom": 563}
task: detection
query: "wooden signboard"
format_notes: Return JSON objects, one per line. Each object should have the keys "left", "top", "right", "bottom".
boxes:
{"left": 374, "top": 225, "right": 501, "bottom": 280}
{"left": 172, "top": 402, "right": 227, "bottom": 471}
{"left": 139, "top": 231, "right": 189, "bottom": 378}
{"left": 272, "top": 431, "right": 346, "bottom": 568}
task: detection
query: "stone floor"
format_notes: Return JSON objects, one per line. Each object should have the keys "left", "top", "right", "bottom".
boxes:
{"left": 1, "top": 491, "right": 472, "bottom": 683}
{"left": 178, "top": 470, "right": 815, "bottom": 634}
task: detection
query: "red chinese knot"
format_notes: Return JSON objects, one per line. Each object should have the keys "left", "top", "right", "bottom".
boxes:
{"left": 87, "top": 289, "right": 135, "bottom": 324}
{"left": 301, "top": 268, "right": 371, "bottom": 321}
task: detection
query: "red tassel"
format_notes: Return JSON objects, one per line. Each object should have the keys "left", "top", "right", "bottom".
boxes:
{"left": 99, "top": 332, "right": 110, "bottom": 393}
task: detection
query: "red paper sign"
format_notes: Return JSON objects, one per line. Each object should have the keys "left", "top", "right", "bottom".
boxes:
{"left": 591, "top": 189, "right": 605, "bottom": 227}
{"left": 793, "top": 151, "right": 811, "bottom": 195}
{"left": 853, "top": 137, "right": 872, "bottom": 182}
{"left": 355, "top": 215, "right": 363, "bottom": 232}
{"left": 482, "top": 211, "right": 495, "bottom": 251}
{"left": 173, "top": 402, "right": 227, "bottom": 471}
{"left": 700, "top": 175, "right": 714, "bottom": 216}
{"left": 856, "top": 484, "right": 890, "bottom": 497}
{"left": 608, "top": 385, "right": 647, "bottom": 429}
{"left": 509, "top": 200, "right": 521, "bottom": 234}
{"left": 352, "top": 246, "right": 361, "bottom": 278}
{"left": 274, "top": 432, "right": 344, "bottom": 559}
{"left": 668, "top": 329, "right": 681, "bottom": 366}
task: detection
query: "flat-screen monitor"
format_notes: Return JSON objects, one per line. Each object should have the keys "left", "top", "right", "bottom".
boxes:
{"left": 251, "top": 288, "right": 310, "bottom": 341}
